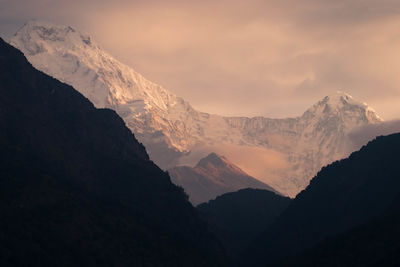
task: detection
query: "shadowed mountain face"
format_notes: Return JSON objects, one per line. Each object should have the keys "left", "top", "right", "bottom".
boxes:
{"left": 197, "top": 188, "right": 291, "bottom": 263}
{"left": 286, "top": 208, "right": 400, "bottom": 267}
{"left": 244, "top": 133, "right": 400, "bottom": 266}
{"left": 286, "top": 194, "right": 400, "bottom": 266}
{"left": 0, "top": 38, "right": 226, "bottom": 267}
{"left": 168, "top": 153, "right": 279, "bottom": 205}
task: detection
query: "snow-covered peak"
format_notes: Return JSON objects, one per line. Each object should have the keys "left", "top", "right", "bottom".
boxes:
{"left": 322, "top": 91, "right": 368, "bottom": 110}
{"left": 302, "top": 91, "right": 383, "bottom": 124}
{"left": 324, "top": 91, "right": 354, "bottom": 107}
{"left": 10, "top": 21, "right": 385, "bottom": 197}
{"left": 11, "top": 20, "right": 208, "bottom": 161}
{"left": 11, "top": 20, "right": 184, "bottom": 112}
{"left": 12, "top": 20, "right": 98, "bottom": 56}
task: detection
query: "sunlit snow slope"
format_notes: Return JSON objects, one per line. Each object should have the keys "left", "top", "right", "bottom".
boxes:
{"left": 10, "top": 20, "right": 383, "bottom": 196}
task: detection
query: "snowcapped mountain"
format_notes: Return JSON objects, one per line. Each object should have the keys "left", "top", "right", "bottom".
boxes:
{"left": 10, "top": 20, "right": 204, "bottom": 168}
{"left": 236, "top": 93, "right": 383, "bottom": 195}
{"left": 10, "top": 20, "right": 383, "bottom": 196}
{"left": 169, "top": 153, "right": 278, "bottom": 205}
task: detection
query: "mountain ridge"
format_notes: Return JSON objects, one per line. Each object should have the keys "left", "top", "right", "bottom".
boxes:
{"left": 10, "top": 20, "right": 383, "bottom": 196}
{"left": 244, "top": 132, "right": 400, "bottom": 266}
{"left": 0, "top": 36, "right": 226, "bottom": 266}
{"left": 197, "top": 188, "right": 291, "bottom": 263}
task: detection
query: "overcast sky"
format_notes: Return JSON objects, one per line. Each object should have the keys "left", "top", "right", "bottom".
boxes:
{"left": 1, "top": 0, "right": 400, "bottom": 119}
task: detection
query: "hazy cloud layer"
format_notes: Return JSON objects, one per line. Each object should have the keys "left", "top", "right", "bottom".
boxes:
{"left": 1, "top": 0, "right": 400, "bottom": 119}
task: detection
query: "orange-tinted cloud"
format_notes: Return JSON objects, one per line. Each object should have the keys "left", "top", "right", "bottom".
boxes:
{"left": 1, "top": 0, "right": 400, "bottom": 119}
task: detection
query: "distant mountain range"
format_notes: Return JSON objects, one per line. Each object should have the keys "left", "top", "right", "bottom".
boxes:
{"left": 3, "top": 20, "right": 400, "bottom": 267}
{"left": 169, "top": 153, "right": 278, "bottom": 205}
{"left": 0, "top": 37, "right": 226, "bottom": 266}
{"left": 188, "top": 132, "right": 400, "bottom": 266}
{"left": 10, "top": 20, "right": 383, "bottom": 196}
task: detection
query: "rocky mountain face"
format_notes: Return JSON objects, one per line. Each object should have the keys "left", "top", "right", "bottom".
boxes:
{"left": 0, "top": 38, "right": 226, "bottom": 266}
{"left": 243, "top": 133, "right": 400, "bottom": 266}
{"left": 10, "top": 20, "right": 383, "bottom": 196}
{"left": 169, "top": 153, "right": 278, "bottom": 205}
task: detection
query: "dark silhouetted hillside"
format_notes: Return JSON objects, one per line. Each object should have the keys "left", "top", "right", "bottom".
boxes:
{"left": 197, "top": 188, "right": 291, "bottom": 263}
{"left": 287, "top": 194, "right": 400, "bottom": 266}
{"left": 0, "top": 38, "right": 226, "bottom": 267}
{"left": 285, "top": 208, "right": 400, "bottom": 267}
{"left": 244, "top": 133, "right": 400, "bottom": 266}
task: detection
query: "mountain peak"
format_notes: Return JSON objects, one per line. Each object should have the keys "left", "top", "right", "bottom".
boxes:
{"left": 322, "top": 91, "right": 360, "bottom": 108}
{"left": 302, "top": 91, "right": 383, "bottom": 123}
{"left": 0, "top": 37, "right": 226, "bottom": 265}
{"left": 170, "top": 153, "right": 280, "bottom": 204}
{"left": 196, "top": 152, "right": 229, "bottom": 168}
{"left": 194, "top": 152, "right": 256, "bottom": 181}
{"left": 325, "top": 90, "right": 353, "bottom": 104}
{"left": 10, "top": 20, "right": 386, "bottom": 197}
{"left": 12, "top": 20, "right": 98, "bottom": 56}
{"left": 10, "top": 20, "right": 181, "bottom": 113}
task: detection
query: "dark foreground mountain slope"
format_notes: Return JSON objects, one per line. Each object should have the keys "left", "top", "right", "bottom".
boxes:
{"left": 169, "top": 153, "right": 278, "bottom": 205}
{"left": 0, "top": 38, "right": 225, "bottom": 267}
{"left": 245, "top": 133, "right": 400, "bottom": 266}
{"left": 286, "top": 207, "right": 400, "bottom": 267}
{"left": 197, "top": 188, "right": 291, "bottom": 263}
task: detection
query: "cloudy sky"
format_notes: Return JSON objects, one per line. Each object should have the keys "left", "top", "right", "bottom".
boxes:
{"left": 1, "top": 0, "right": 400, "bottom": 119}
